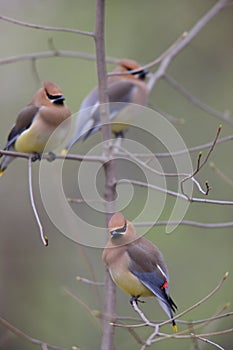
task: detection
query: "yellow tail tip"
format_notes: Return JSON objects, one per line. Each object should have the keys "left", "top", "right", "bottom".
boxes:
{"left": 173, "top": 325, "right": 178, "bottom": 332}
{"left": 61, "top": 149, "right": 68, "bottom": 155}
{"left": 0, "top": 170, "right": 4, "bottom": 177}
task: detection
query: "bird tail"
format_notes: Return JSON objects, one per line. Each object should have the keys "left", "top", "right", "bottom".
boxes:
{"left": 0, "top": 155, "right": 15, "bottom": 176}
{"left": 158, "top": 297, "right": 178, "bottom": 332}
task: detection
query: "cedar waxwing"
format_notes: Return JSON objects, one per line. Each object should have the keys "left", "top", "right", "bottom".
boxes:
{"left": 62, "top": 59, "right": 149, "bottom": 153}
{"left": 102, "top": 212, "right": 178, "bottom": 331}
{"left": 0, "top": 81, "right": 71, "bottom": 175}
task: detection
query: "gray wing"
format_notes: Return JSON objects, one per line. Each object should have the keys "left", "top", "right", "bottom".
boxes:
{"left": 66, "top": 80, "right": 137, "bottom": 149}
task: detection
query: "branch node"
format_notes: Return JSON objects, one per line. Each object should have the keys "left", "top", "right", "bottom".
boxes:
{"left": 205, "top": 181, "right": 212, "bottom": 195}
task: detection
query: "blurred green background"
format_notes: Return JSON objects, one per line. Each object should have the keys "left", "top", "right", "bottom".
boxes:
{"left": 0, "top": 1, "right": 233, "bottom": 349}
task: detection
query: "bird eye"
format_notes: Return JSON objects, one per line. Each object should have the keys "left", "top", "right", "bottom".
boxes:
{"left": 132, "top": 69, "right": 149, "bottom": 80}
{"left": 110, "top": 221, "right": 127, "bottom": 236}
{"left": 45, "top": 89, "right": 65, "bottom": 104}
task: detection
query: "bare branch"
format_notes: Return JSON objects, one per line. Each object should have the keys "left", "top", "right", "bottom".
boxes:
{"left": 179, "top": 310, "right": 233, "bottom": 326}
{"left": 0, "top": 150, "right": 106, "bottom": 163}
{"left": 118, "top": 179, "right": 233, "bottom": 205}
{"left": 210, "top": 162, "right": 233, "bottom": 188}
{"left": 156, "top": 135, "right": 233, "bottom": 158}
{"left": 180, "top": 125, "right": 222, "bottom": 198}
{"left": 0, "top": 49, "right": 120, "bottom": 66}
{"left": 67, "top": 197, "right": 104, "bottom": 204}
{"left": 0, "top": 14, "right": 93, "bottom": 37}
{"left": 28, "top": 156, "right": 48, "bottom": 246}
{"left": 118, "top": 145, "right": 210, "bottom": 196}
{"left": 76, "top": 276, "right": 104, "bottom": 286}
{"left": 0, "top": 315, "right": 69, "bottom": 350}
{"left": 63, "top": 287, "right": 102, "bottom": 330}
{"left": 110, "top": 319, "right": 145, "bottom": 345}
{"left": 108, "top": 32, "right": 188, "bottom": 77}
{"left": 120, "top": 135, "right": 233, "bottom": 159}
{"left": 195, "top": 336, "right": 224, "bottom": 350}
{"left": 134, "top": 220, "right": 233, "bottom": 229}
{"left": 147, "top": 0, "right": 231, "bottom": 91}
{"left": 131, "top": 300, "right": 159, "bottom": 349}
{"left": 164, "top": 74, "right": 233, "bottom": 125}
{"left": 94, "top": 2, "right": 117, "bottom": 350}
{"left": 159, "top": 273, "right": 229, "bottom": 328}
{"left": 157, "top": 328, "right": 233, "bottom": 341}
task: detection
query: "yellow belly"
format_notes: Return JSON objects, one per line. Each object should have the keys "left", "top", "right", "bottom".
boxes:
{"left": 15, "top": 129, "right": 47, "bottom": 153}
{"left": 111, "top": 123, "right": 128, "bottom": 134}
{"left": 110, "top": 103, "right": 142, "bottom": 134}
{"left": 15, "top": 119, "right": 70, "bottom": 153}
{"left": 110, "top": 268, "right": 153, "bottom": 297}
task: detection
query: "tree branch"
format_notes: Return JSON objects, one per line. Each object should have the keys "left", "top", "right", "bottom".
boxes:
{"left": 147, "top": 0, "right": 231, "bottom": 91}
{"left": 0, "top": 315, "right": 70, "bottom": 350}
{"left": 0, "top": 150, "right": 106, "bottom": 162}
{"left": 117, "top": 135, "right": 233, "bottom": 159}
{"left": 180, "top": 125, "right": 222, "bottom": 198}
{"left": 94, "top": 1, "right": 117, "bottom": 350}
{"left": 28, "top": 156, "right": 48, "bottom": 246}
{"left": 118, "top": 179, "right": 233, "bottom": 205}
{"left": 164, "top": 74, "right": 233, "bottom": 125}
{"left": 134, "top": 220, "right": 233, "bottom": 229}
{"left": 0, "top": 14, "right": 93, "bottom": 37}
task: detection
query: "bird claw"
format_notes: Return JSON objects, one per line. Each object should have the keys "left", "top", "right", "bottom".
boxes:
{"left": 31, "top": 153, "right": 41, "bottom": 162}
{"left": 130, "top": 296, "right": 145, "bottom": 305}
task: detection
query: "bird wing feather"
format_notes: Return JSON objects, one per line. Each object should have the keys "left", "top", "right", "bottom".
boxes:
{"left": 126, "top": 239, "right": 177, "bottom": 313}
{"left": 68, "top": 80, "right": 136, "bottom": 144}
{"left": 5, "top": 104, "right": 39, "bottom": 149}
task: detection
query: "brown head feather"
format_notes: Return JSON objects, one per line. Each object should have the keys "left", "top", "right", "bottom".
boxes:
{"left": 108, "top": 212, "right": 126, "bottom": 231}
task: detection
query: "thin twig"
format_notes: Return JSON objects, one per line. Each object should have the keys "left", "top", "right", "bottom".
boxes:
{"left": 134, "top": 220, "right": 233, "bottom": 229}
{"left": 147, "top": 0, "right": 231, "bottom": 91}
{"left": 0, "top": 150, "right": 106, "bottom": 163}
{"left": 110, "top": 320, "right": 145, "bottom": 345}
{"left": 76, "top": 276, "right": 104, "bottom": 286}
{"left": 152, "top": 328, "right": 233, "bottom": 345}
{"left": 0, "top": 14, "right": 93, "bottom": 37}
{"left": 180, "top": 125, "right": 222, "bottom": 198}
{"left": 0, "top": 315, "right": 68, "bottom": 350}
{"left": 112, "top": 308, "right": 233, "bottom": 329}
{"left": 108, "top": 32, "right": 188, "bottom": 77}
{"left": 164, "top": 74, "right": 233, "bottom": 125}
{"left": 63, "top": 287, "right": 102, "bottom": 330}
{"left": 28, "top": 156, "right": 48, "bottom": 246}
{"left": 210, "top": 162, "right": 233, "bottom": 188}
{"left": 42, "top": 344, "right": 49, "bottom": 350}
{"left": 118, "top": 135, "right": 233, "bottom": 159}
{"left": 118, "top": 179, "right": 233, "bottom": 205}
{"left": 68, "top": 197, "right": 105, "bottom": 204}
{"left": 111, "top": 322, "right": 146, "bottom": 328}
{"left": 159, "top": 272, "right": 229, "bottom": 328}
{"left": 118, "top": 145, "right": 209, "bottom": 196}
{"left": 195, "top": 335, "right": 224, "bottom": 350}
{"left": 0, "top": 50, "right": 92, "bottom": 65}
{"left": 178, "top": 310, "right": 233, "bottom": 326}
{"left": 131, "top": 301, "right": 155, "bottom": 327}
{"left": 189, "top": 321, "right": 200, "bottom": 350}
{"left": 31, "top": 58, "right": 41, "bottom": 85}
{"left": 131, "top": 300, "right": 159, "bottom": 349}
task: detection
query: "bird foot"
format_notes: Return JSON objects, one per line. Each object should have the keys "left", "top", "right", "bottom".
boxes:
{"left": 31, "top": 153, "right": 41, "bottom": 162}
{"left": 130, "top": 296, "right": 145, "bottom": 305}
